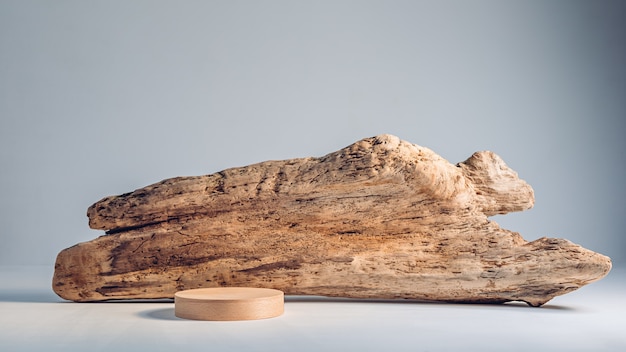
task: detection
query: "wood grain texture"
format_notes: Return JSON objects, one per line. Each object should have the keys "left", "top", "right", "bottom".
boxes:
{"left": 174, "top": 287, "right": 284, "bottom": 321}
{"left": 53, "top": 134, "right": 611, "bottom": 306}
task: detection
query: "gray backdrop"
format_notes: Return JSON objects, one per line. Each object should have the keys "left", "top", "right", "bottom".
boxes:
{"left": 1, "top": 0, "right": 624, "bottom": 268}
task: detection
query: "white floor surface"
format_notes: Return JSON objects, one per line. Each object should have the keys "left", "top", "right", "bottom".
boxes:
{"left": 1, "top": 265, "right": 624, "bottom": 351}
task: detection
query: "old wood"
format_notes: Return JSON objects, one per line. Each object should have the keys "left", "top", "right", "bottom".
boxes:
{"left": 53, "top": 134, "right": 611, "bottom": 306}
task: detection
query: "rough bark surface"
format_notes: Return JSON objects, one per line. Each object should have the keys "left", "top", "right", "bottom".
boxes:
{"left": 53, "top": 134, "right": 611, "bottom": 306}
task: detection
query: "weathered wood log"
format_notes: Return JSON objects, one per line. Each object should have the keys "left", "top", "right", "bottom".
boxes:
{"left": 53, "top": 134, "right": 611, "bottom": 306}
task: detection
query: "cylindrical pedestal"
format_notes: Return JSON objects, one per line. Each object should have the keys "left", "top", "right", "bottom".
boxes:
{"left": 174, "top": 287, "right": 284, "bottom": 321}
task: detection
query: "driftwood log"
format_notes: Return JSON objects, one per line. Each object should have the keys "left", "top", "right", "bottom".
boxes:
{"left": 53, "top": 134, "right": 611, "bottom": 306}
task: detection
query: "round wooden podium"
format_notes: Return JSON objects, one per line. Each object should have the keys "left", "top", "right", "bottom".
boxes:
{"left": 174, "top": 287, "right": 284, "bottom": 321}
